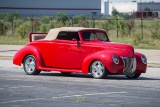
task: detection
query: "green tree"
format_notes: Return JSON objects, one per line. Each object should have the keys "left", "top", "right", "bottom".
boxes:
{"left": 16, "top": 24, "right": 27, "bottom": 39}
{"left": 72, "top": 15, "right": 90, "bottom": 27}
{"left": 0, "top": 21, "right": 7, "bottom": 35}
{"left": 151, "top": 28, "right": 160, "bottom": 39}
{"left": 40, "top": 16, "right": 50, "bottom": 24}
{"left": 55, "top": 13, "right": 69, "bottom": 25}
{"left": 122, "top": 13, "right": 131, "bottom": 20}
{"left": 108, "top": 15, "right": 135, "bottom": 36}
{"left": 0, "top": 21, "right": 5, "bottom": 35}
{"left": 72, "top": 15, "right": 87, "bottom": 24}
{"left": 33, "top": 19, "right": 40, "bottom": 31}
{"left": 99, "top": 21, "right": 110, "bottom": 32}
{"left": 14, "top": 20, "right": 23, "bottom": 28}
{"left": 0, "top": 12, "right": 20, "bottom": 21}
{"left": 11, "top": 12, "right": 20, "bottom": 19}
{"left": 111, "top": 8, "right": 119, "bottom": 17}
{"left": 39, "top": 24, "right": 49, "bottom": 33}
{"left": 119, "top": 19, "right": 135, "bottom": 36}
{"left": 89, "top": 16, "right": 95, "bottom": 28}
{"left": 78, "top": 20, "right": 89, "bottom": 27}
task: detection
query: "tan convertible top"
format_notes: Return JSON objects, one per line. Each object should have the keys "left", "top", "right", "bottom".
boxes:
{"left": 44, "top": 27, "right": 104, "bottom": 40}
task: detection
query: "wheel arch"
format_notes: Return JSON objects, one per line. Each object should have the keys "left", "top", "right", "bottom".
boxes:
{"left": 134, "top": 52, "right": 147, "bottom": 73}
{"left": 82, "top": 51, "right": 114, "bottom": 74}
{"left": 22, "top": 46, "right": 45, "bottom": 69}
{"left": 13, "top": 46, "right": 45, "bottom": 68}
{"left": 88, "top": 59, "right": 98, "bottom": 73}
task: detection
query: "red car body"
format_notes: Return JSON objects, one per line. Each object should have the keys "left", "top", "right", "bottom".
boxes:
{"left": 13, "top": 27, "right": 147, "bottom": 79}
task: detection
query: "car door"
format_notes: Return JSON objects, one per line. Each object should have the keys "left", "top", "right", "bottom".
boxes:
{"left": 53, "top": 32, "right": 82, "bottom": 69}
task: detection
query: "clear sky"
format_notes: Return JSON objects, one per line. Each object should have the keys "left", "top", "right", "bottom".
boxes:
{"left": 102, "top": 0, "right": 160, "bottom": 2}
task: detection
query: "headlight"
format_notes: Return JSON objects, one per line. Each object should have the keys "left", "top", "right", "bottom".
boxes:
{"left": 112, "top": 54, "right": 119, "bottom": 64}
{"left": 141, "top": 54, "right": 147, "bottom": 64}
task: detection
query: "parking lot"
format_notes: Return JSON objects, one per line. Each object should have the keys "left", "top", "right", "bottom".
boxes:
{"left": 0, "top": 61, "right": 160, "bottom": 107}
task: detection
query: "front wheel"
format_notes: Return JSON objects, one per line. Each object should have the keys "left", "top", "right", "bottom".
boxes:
{"left": 23, "top": 55, "right": 41, "bottom": 75}
{"left": 90, "top": 60, "right": 108, "bottom": 79}
{"left": 126, "top": 73, "right": 141, "bottom": 79}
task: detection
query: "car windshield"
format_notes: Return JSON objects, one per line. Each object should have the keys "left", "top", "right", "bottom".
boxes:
{"left": 82, "top": 32, "right": 108, "bottom": 41}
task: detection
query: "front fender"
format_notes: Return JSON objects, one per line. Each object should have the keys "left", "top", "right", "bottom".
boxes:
{"left": 82, "top": 51, "right": 124, "bottom": 74}
{"left": 134, "top": 52, "right": 147, "bottom": 73}
{"left": 13, "top": 46, "right": 44, "bottom": 69}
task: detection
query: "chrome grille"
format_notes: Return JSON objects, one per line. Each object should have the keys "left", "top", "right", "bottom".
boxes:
{"left": 121, "top": 57, "right": 136, "bottom": 74}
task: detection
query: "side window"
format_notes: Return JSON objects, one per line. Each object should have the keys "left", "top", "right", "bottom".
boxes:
{"left": 68, "top": 32, "right": 80, "bottom": 41}
{"left": 57, "top": 32, "right": 80, "bottom": 41}
{"left": 90, "top": 32, "right": 96, "bottom": 40}
{"left": 57, "top": 32, "right": 68, "bottom": 40}
{"left": 82, "top": 32, "right": 96, "bottom": 40}
{"left": 82, "top": 32, "right": 90, "bottom": 40}
{"left": 97, "top": 32, "right": 108, "bottom": 41}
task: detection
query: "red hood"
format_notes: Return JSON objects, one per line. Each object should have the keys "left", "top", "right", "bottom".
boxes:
{"left": 84, "top": 41, "right": 134, "bottom": 57}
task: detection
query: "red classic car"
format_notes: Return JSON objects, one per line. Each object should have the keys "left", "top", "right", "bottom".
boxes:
{"left": 13, "top": 27, "right": 147, "bottom": 79}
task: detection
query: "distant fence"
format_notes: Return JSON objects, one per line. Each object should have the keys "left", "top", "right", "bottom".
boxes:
{"left": 0, "top": 14, "right": 160, "bottom": 38}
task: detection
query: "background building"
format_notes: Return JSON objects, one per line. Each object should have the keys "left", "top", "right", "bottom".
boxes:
{"left": 138, "top": 1, "right": 160, "bottom": 18}
{"left": 103, "top": 0, "right": 160, "bottom": 18}
{"left": 0, "top": 0, "right": 101, "bottom": 17}
{"left": 138, "top": 2, "right": 160, "bottom": 11}
{"left": 104, "top": 1, "right": 137, "bottom": 16}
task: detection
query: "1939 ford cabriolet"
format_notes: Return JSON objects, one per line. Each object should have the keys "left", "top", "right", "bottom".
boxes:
{"left": 13, "top": 27, "right": 147, "bottom": 79}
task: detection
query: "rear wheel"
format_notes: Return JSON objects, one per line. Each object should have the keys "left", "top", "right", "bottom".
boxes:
{"left": 126, "top": 73, "right": 141, "bottom": 79}
{"left": 90, "top": 60, "right": 108, "bottom": 79}
{"left": 23, "top": 55, "right": 41, "bottom": 75}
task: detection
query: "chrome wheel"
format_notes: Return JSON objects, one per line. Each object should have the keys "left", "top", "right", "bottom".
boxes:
{"left": 90, "top": 60, "right": 107, "bottom": 79}
{"left": 23, "top": 55, "right": 41, "bottom": 75}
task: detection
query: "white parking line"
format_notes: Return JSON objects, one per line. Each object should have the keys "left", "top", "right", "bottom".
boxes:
{"left": 0, "top": 91, "right": 127, "bottom": 104}
{"left": 0, "top": 78, "right": 39, "bottom": 82}
{"left": 0, "top": 98, "right": 46, "bottom": 104}
{"left": 52, "top": 92, "right": 127, "bottom": 98}
{"left": 0, "top": 86, "right": 34, "bottom": 90}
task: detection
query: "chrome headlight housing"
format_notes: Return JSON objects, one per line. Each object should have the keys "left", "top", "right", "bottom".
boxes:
{"left": 112, "top": 54, "right": 119, "bottom": 64}
{"left": 141, "top": 54, "right": 147, "bottom": 64}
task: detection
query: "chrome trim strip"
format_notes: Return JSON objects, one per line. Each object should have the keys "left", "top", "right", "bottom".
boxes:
{"left": 131, "top": 57, "right": 137, "bottom": 74}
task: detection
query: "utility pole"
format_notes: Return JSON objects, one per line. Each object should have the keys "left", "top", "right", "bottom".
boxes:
{"left": 30, "top": 16, "right": 33, "bottom": 33}
{"left": 140, "top": 0, "right": 143, "bottom": 39}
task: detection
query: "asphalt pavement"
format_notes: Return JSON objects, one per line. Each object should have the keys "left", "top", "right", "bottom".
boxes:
{"left": 0, "top": 67, "right": 160, "bottom": 107}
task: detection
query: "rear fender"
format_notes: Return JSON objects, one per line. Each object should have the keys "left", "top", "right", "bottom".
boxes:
{"left": 13, "top": 46, "right": 44, "bottom": 68}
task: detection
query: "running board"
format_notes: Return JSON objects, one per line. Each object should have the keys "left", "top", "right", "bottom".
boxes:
{"left": 38, "top": 66, "right": 82, "bottom": 73}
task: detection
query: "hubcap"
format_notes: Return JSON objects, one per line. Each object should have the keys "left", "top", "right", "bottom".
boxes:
{"left": 91, "top": 61, "right": 105, "bottom": 78}
{"left": 25, "top": 56, "right": 36, "bottom": 73}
